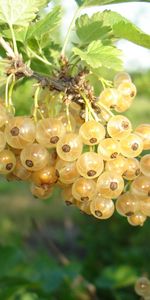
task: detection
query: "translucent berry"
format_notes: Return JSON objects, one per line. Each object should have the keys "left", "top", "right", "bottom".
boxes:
{"left": 13, "top": 157, "right": 31, "bottom": 180}
{"left": 20, "top": 143, "right": 49, "bottom": 171}
{"left": 123, "top": 158, "right": 140, "bottom": 180}
{"left": 119, "top": 134, "right": 143, "bottom": 158}
{"left": 72, "top": 177, "right": 96, "bottom": 202}
{"left": 114, "top": 72, "right": 131, "bottom": 88}
{"left": 0, "top": 131, "right": 6, "bottom": 152}
{"left": 98, "top": 138, "right": 120, "bottom": 161}
{"left": 0, "top": 149, "right": 16, "bottom": 174}
{"left": 76, "top": 152, "right": 104, "bottom": 179}
{"left": 118, "top": 81, "right": 137, "bottom": 101}
{"left": 140, "top": 198, "right": 150, "bottom": 217}
{"left": 105, "top": 155, "right": 127, "bottom": 175}
{"left": 79, "top": 120, "right": 106, "bottom": 145}
{"left": 58, "top": 113, "right": 76, "bottom": 132}
{"left": 62, "top": 186, "right": 76, "bottom": 206}
{"left": 135, "top": 277, "right": 150, "bottom": 297}
{"left": 131, "top": 175, "right": 150, "bottom": 199}
{"left": 0, "top": 103, "right": 9, "bottom": 127}
{"left": 140, "top": 154, "right": 150, "bottom": 177}
{"left": 90, "top": 196, "right": 114, "bottom": 219}
{"left": 116, "top": 192, "right": 140, "bottom": 217}
{"left": 96, "top": 171, "right": 124, "bottom": 199}
{"left": 32, "top": 165, "right": 58, "bottom": 187}
{"left": 76, "top": 200, "right": 92, "bottom": 215}
{"left": 127, "top": 212, "right": 146, "bottom": 226}
{"left": 98, "top": 88, "right": 120, "bottom": 108}
{"left": 56, "top": 133, "right": 83, "bottom": 162}
{"left": 5, "top": 116, "right": 35, "bottom": 149}
{"left": 30, "top": 183, "right": 53, "bottom": 199}
{"left": 135, "top": 124, "right": 150, "bottom": 150}
{"left": 36, "top": 118, "right": 66, "bottom": 148}
{"left": 107, "top": 115, "right": 132, "bottom": 140}
{"left": 56, "top": 159, "right": 79, "bottom": 184}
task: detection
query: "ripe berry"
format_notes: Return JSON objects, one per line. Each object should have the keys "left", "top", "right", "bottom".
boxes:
{"left": 135, "top": 124, "right": 150, "bottom": 150}
{"left": 114, "top": 72, "right": 131, "bottom": 88}
{"left": 56, "top": 159, "right": 79, "bottom": 184}
{"left": 79, "top": 120, "right": 106, "bottom": 145}
{"left": 32, "top": 165, "right": 58, "bottom": 187}
{"left": 107, "top": 115, "right": 132, "bottom": 140}
{"left": 0, "top": 131, "right": 6, "bottom": 152}
{"left": 76, "top": 152, "right": 104, "bottom": 179}
{"left": 116, "top": 192, "right": 140, "bottom": 217}
{"left": 96, "top": 171, "right": 124, "bottom": 199}
{"left": 135, "top": 277, "right": 150, "bottom": 297}
{"left": 98, "top": 138, "right": 120, "bottom": 161}
{"left": 90, "top": 196, "right": 114, "bottom": 219}
{"left": 30, "top": 183, "right": 53, "bottom": 199}
{"left": 119, "top": 133, "right": 143, "bottom": 158}
{"left": 98, "top": 88, "right": 119, "bottom": 108}
{"left": 36, "top": 118, "right": 66, "bottom": 148}
{"left": 56, "top": 133, "right": 83, "bottom": 162}
{"left": 131, "top": 175, "right": 150, "bottom": 199}
{"left": 140, "top": 154, "right": 150, "bottom": 177}
{"left": 20, "top": 143, "right": 49, "bottom": 171}
{"left": 123, "top": 158, "right": 140, "bottom": 180}
{"left": 127, "top": 212, "right": 147, "bottom": 226}
{"left": 72, "top": 177, "right": 96, "bottom": 202}
{"left": 105, "top": 155, "right": 127, "bottom": 175}
{"left": 0, "top": 149, "right": 16, "bottom": 174}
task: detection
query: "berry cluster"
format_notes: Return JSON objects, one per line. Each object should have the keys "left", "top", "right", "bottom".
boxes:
{"left": 135, "top": 276, "right": 150, "bottom": 299}
{"left": 0, "top": 72, "right": 150, "bottom": 226}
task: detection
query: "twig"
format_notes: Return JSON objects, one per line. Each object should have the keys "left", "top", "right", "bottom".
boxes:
{"left": 0, "top": 36, "right": 15, "bottom": 58}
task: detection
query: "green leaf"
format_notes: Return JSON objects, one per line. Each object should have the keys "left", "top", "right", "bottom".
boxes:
{"left": 73, "top": 40, "right": 123, "bottom": 71}
{"left": 0, "top": 0, "right": 48, "bottom": 27}
{"left": 100, "top": 10, "right": 150, "bottom": 49}
{"left": 26, "top": 6, "right": 61, "bottom": 40}
{"left": 76, "top": 13, "right": 112, "bottom": 44}
{"left": 76, "top": 0, "right": 150, "bottom": 7}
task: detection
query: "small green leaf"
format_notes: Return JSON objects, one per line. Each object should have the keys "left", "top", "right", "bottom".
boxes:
{"left": 26, "top": 6, "right": 61, "bottom": 40}
{"left": 73, "top": 40, "right": 123, "bottom": 71}
{"left": 76, "top": 13, "right": 112, "bottom": 44}
{"left": 100, "top": 10, "right": 150, "bottom": 49}
{"left": 80, "top": 0, "right": 150, "bottom": 7}
{"left": 0, "top": 0, "right": 48, "bottom": 27}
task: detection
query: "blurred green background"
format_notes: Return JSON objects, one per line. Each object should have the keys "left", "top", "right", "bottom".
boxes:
{"left": 0, "top": 0, "right": 150, "bottom": 298}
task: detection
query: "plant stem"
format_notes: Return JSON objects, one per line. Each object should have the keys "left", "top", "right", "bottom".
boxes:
{"left": 8, "top": 74, "right": 15, "bottom": 107}
{"left": 10, "top": 25, "right": 18, "bottom": 55}
{"left": 61, "top": 7, "right": 81, "bottom": 57}
{"left": 27, "top": 47, "right": 52, "bottom": 66}
{"left": 33, "top": 86, "right": 40, "bottom": 122}
{"left": 80, "top": 92, "right": 100, "bottom": 122}
{"left": 5, "top": 74, "right": 13, "bottom": 108}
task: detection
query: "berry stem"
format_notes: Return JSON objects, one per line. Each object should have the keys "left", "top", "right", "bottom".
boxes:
{"left": 97, "top": 102, "right": 114, "bottom": 117}
{"left": 8, "top": 74, "right": 15, "bottom": 112}
{"left": 27, "top": 47, "right": 52, "bottom": 66}
{"left": 9, "top": 25, "right": 18, "bottom": 56}
{"left": 5, "top": 74, "right": 13, "bottom": 109}
{"left": 80, "top": 92, "right": 100, "bottom": 122}
{"left": 33, "top": 85, "right": 40, "bottom": 122}
{"left": 66, "top": 101, "right": 72, "bottom": 132}
{"left": 61, "top": 7, "right": 81, "bottom": 57}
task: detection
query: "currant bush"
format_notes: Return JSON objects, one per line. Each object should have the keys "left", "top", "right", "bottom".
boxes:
{"left": 0, "top": 70, "right": 149, "bottom": 227}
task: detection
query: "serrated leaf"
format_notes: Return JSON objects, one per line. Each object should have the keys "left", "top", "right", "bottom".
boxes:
{"left": 0, "top": 0, "right": 48, "bottom": 27}
{"left": 26, "top": 6, "right": 61, "bottom": 40}
{"left": 73, "top": 40, "right": 123, "bottom": 71}
{"left": 78, "top": 0, "right": 150, "bottom": 7}
{"left": 100, "top": 10, "right": 150, "bottom": 49}
{"left": 76, "top": 13, "right": 112, "bottom": 44}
